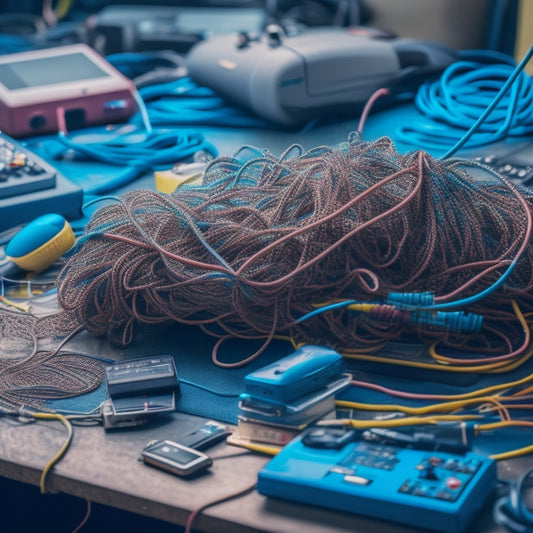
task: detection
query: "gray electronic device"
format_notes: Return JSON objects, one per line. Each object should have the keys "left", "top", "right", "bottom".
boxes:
{"left": 185, "top": 26, "right": 458, "bottom": 127}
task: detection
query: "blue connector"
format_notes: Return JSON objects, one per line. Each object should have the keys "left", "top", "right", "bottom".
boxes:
{"left": 411, "top": 310, "right": 483, "bottom": 333}
{"left": 386, "top": 291, "right": 435, "bottom": 308}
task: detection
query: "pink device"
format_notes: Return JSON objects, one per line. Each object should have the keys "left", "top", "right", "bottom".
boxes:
{"left": 0, "top": 43, "right": 137, "bottom": 137}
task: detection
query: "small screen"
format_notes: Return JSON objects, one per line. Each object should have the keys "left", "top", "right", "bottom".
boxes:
{"left": 152, "top": 442, "right": 198, "bottom": 465}
{"left": 0, "top": 52, "right": 110, "bottom": 91}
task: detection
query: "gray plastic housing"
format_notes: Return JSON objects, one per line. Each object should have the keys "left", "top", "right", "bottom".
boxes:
{"left": 185, "top": 27, "right": 452, "bottom": 126}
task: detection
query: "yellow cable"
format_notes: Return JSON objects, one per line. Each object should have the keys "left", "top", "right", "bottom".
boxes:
{"left": 53, "top": 0, "right": 72, "bottom": 20}
{"left": 320, "top": 416, "right": 533, "bottom": 461}
{"left": 342, "top": 300, "right": 533, "bottom": 373}
{"left": 354, "top": 370, "right": 533, "bottom": 403}
{"left": 346, "top": 303, "right": 377, "bottom": 313}
{"left": 0, "top": 296, "right": 30, "bottom": 312}
{"left": 490, "top": 444, "right": 533, "bottom": 461}
{"left": 478, "top": 420, "right": 533, "bottom": 432}
{"left": 32, "top": 412, "right": 73, "bottom": 494}
{"left": 342, "top": 344, "right": 533, "bottom": 373}
{"left": 227, "top": 437, "right": 281, "bottom": 456}
{"left": 319, "top": 414, "right": 482, "bottom": 429}
{"left": 429, "top": 300, "right": 530, "bottom": 367}
{"left": 335, "top": 396, "right": 507, "bottom": 416}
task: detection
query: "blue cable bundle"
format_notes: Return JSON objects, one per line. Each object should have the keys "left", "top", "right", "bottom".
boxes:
{"left": 106, "top": 52, "right": 270, "bottom": 128}
{"left": 55, "top": 125, "right": 217, "bottom": 196}
{"left": 396, "top": 48, "right": 533, "bottom": 154}
{"left": 29, "top": 88, "right": 219, "bottom": 197}
{"left": 137, "top": 77, "right": 271, "bottom": 129}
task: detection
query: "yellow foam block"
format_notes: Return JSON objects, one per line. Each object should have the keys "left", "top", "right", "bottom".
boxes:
{"left": 154, "top": 168, "right": 204, "bottom": 194}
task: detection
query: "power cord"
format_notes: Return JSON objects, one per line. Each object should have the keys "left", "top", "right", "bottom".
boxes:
{"left": 185, "top": 480, "right": 257, "bottom": 533}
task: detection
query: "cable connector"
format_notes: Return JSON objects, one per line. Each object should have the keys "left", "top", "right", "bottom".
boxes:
{"left": 410, "top": 310, "right": 483, "bottom": 333}
{"left": 386, "top": 291, "right": 435, "bottom": 308}
{"left": 365, "top": 422, "right": 475, "bottom": 453}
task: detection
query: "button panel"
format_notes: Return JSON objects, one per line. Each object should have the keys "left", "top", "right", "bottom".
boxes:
{"left": 0, "top": 135, "right": 56, "bottom": 199}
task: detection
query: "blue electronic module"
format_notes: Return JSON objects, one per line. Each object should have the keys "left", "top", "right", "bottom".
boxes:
{"left": 258, "top": 429, "right": 497, "bottom": 532}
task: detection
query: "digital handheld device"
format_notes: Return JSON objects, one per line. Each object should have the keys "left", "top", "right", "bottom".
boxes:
{"left": 141, "top": 439, "right": 212, "bottom": 477}
{"left": 102, "top": 355, "right": 180, "bottom": 430}
{"left": 101, "top": 391, "right": 176, "bottom": 430}
{"left": 0, "top": 43, "right": 137, "bottom": 137}
{"left": 104, "top": 355, "right": 180, "bottom": 397}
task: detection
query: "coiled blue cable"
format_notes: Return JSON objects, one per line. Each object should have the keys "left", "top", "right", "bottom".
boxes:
{"left": 396, "top": 46, "right": 533, "bottom": 155}
{"left": 138, "top": 77, "right": 271, "bottom": 128}
{"left": 53, "top": 87, "right": 218, "bottom": 196}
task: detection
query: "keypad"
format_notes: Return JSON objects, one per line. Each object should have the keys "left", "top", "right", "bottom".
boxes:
{"left": 0, "top": 135, "right": 56, "bottom": 199}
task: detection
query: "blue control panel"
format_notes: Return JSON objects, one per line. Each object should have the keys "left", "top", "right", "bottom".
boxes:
{"left": 257, "top": 431, "right": 497, "bottom": 532}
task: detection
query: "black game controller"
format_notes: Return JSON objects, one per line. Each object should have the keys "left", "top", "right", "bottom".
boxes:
{"left": 185, "top": 26, "right": 458, "bottom": 127}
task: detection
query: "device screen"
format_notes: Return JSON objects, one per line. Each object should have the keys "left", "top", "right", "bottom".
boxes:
{"left": 0, "top": 52, "right": 110, "bottom": 91}
{"left": 150, "top": 441, "right": 200, "bottom": 465}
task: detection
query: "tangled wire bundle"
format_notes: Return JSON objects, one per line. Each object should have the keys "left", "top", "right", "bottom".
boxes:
{"left": 0, "top": 310, "right": 103, "bottom": 408}
{"left": 53, "top": 133, "right": 533, "bottom": 365}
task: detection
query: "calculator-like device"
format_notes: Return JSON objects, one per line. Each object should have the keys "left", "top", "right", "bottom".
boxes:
{"left": 0, "top": 132, "right": 82, "bottom": 231}
{"left": 0, "top": 134, "right": 57, "bottom": 200}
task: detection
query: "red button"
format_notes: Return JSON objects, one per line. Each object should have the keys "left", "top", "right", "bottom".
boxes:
{"left": 446, "top": 476, "right": 462, "bottom": 490}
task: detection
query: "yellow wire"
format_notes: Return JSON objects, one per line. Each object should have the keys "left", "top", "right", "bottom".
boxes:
{"left": 32, "top": 412, "right": 73, "bottom": 494}
{"left": 319, "top": 416, "right": 533, "bottom": 460}
{"left": 479, "top": 420, "right": 533, "bottom": 460}
{"left": 320, "top": 414, "right": 482, "bottom": 429}
{"left": 227, "top": 438, "right": 281, "bottom": 456}
{"left": 479, "top": 420, "right": 533, "bottom": 432}
{"left": 429, "top": 300, "right": 530, "bottom": 367}
{"left": 335, "top": 396, "right": 508, "bottom": 417}
{"left": 342, "top": 343, "right": 533, "bottom": 373}
{"left": 354, "top": 370, "right": 533, "bottom": 403}
{"left": 342, "top": 300, "right": 533, "bottom": 373}
{"left": 53, "top": 0, "right": 72, "bottom": 20}
{"left": 490, "top": 444, "right": 533, "bottom": 461}
{"left": 0, "top": 296, "right": 30, "bottom": 312}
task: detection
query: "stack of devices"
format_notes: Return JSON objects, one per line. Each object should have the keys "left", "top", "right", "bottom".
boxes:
{"left": 230, "top": 345, "right": 351, "bottom": 448}
{"left": 101, "top": 355, "right": 180, "bottom": 429}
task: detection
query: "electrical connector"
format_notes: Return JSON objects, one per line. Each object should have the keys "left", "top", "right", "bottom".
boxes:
{"left": 365, "top": 422, "right": 475, "bottom": 454}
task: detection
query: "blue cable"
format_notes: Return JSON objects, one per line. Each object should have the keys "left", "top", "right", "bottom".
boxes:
{"left": 0, "top": 32, "right": 35, "bottom": 53}
{"left": 295, "top": 299, "right": 483, "bottom": 333}
{"left": 395, "top": 46, "right": 533, "bottom": 156}
{"left": 137, "top": 78, "right": 271, "bottom": 129}
{"left": 295, "top": 300, "right": 358, "bottom": 323}
{"left": 50, "top": 86, "right": 218, "bottom": 196}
